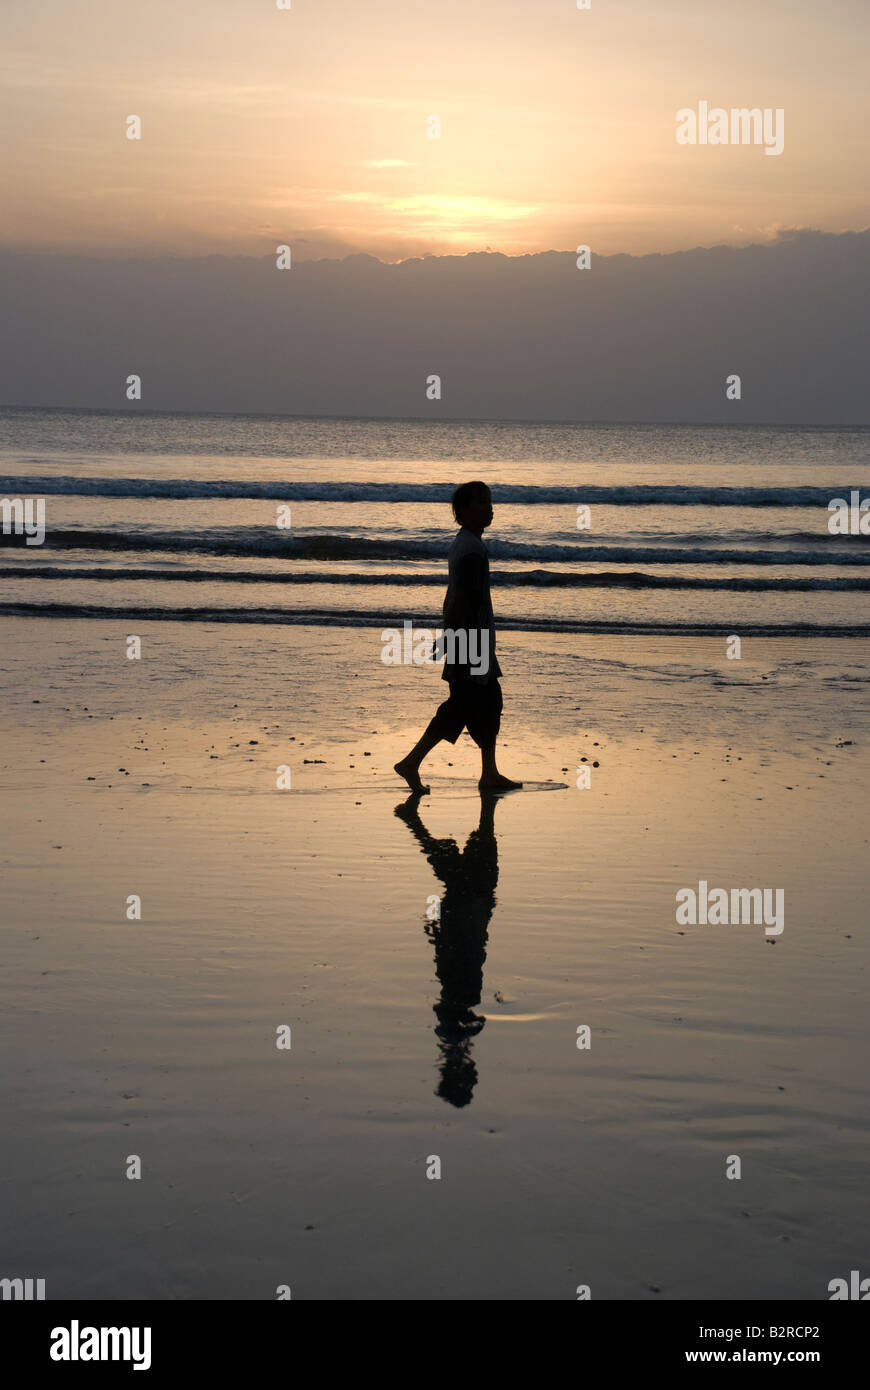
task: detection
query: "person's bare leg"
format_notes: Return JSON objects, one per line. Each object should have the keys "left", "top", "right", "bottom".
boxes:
{"left": 394, "top": 726, "right": 441, "bottom": 793}
{"left": 478, "top": 742, "right": 522, "bottom": 791}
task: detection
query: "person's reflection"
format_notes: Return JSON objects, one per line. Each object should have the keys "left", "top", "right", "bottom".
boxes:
{"left": 394, "top": 791, "right": 501, "bottom": 1108}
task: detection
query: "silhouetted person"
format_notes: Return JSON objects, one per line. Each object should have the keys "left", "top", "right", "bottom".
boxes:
{"left": 395, "top": 791, "right": 501, "bottom": 1107}
{"left": 395, "top": 481, "right": 522, "bottom": 793}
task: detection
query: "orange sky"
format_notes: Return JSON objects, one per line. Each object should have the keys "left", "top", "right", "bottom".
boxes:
{"left": 1, "top": 0, "right": 867, "bottom": 261}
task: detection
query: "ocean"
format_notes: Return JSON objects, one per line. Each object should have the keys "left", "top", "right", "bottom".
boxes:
{"left": 2, "top": 407, "right": 869, "bottom": 635}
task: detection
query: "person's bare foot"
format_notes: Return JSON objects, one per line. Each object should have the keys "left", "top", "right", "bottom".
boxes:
{"left": 394, "top": 758, "right": 430, "bottom": 794}
{"left": 478, "top": 773, "right": 523, "bottom": 791}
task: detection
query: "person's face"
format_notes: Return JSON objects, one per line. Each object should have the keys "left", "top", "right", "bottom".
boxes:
{"left": 462, "top": 492, "right": 493, "bottom": 530}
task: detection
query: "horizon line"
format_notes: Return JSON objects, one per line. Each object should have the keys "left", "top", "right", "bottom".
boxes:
{"left": 1, "top": 227, "right": 868, "bottom": 269}
{"left": 2, "top": 403, "right": 869, "bottom": 431}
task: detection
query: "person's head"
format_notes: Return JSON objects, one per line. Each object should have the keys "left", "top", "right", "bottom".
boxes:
{"left": 451, "top": 480, "right": 493, "bottom": 532}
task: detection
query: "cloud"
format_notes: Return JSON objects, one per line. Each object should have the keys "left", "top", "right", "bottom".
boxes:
{"left": 2, "top": 230, "right": 866, "bottom": 423}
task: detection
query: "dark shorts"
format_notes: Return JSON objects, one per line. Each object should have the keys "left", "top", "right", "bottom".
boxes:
{"left": 425, "top": 678, "right": 503, "bottom": 749}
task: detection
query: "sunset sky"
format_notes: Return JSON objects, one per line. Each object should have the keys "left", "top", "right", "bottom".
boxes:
{"left": 2, "top": 0, "right": 868, "bottom": 261}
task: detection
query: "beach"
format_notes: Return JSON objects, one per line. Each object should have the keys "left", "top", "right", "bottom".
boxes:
{"left": 2, "top": 614, "right": 867, "bottom": 1299}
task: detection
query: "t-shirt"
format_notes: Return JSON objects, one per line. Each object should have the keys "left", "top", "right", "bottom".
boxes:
{"left": 440, "top": 527, "right": 502, "bottom": 683}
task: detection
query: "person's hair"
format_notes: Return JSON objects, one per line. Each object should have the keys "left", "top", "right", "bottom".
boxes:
{"left": 451, "top": 480, "right": 490, "bottom": 523}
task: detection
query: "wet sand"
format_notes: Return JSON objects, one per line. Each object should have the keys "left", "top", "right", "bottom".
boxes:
{"left": 1, "top": 617, "right": 868, "bottom": 1299}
